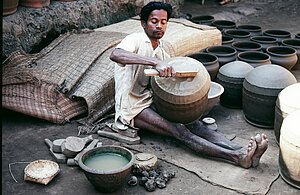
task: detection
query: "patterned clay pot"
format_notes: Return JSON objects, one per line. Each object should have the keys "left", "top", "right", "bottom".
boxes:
{"left": 243, "top": 65, "right": 297, "bottom": 128}
{"left": 188, "top": 52, "right": 220, "bottom": 80}
{"left": 281, "top": 38, "right": 300, "bottom": 70}
{"left": 19, "top": 0, "right": 50, "bottom": 8}
{"left": 216, "top": 61, "right": 253, "bottom": 109}
{"left": 191, "top": 15, "right": 214, "bottom": 25}
{"left": 212, "top": 20, "right": 236, "bottom": 32}
{"left": 3, "top": 0, "right": 19, "bottom": 16}
{"left": 205, "top": 45, "right": 237, "bottom": 67}
{"left": 266, "top": 46, "right": 298, "bottom": 70}
{"left": 224, "top": 29, "right": 251, "bottom": 42}
{"left": 263, "top": 29, "right": 291, "bottom": 44}
{"left": 222, "top": 35, "right": 234, "bottom": 46}
{"left": 232, "top": 41, "right": 262, "bottom": 54}
{"left": 238, "top": 51, "right": 271, "bottom": 68}
{"left": 279, "top": 110, "right": 300, "bottom": 189}
{"left": 250, "top": 36, "right": 278, "bottom": 52}
{"left": 274, "top": 83, "right": 300, "bottom": 144}
{"left": 237, "top": 24, "right": 262, "bottom": 36}
{"left": 151, "top": 57, "right": 211, "bottom": 124}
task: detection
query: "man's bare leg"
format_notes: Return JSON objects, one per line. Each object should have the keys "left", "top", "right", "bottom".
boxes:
{"left": 186, "top": 121, "right": 242, "bottom": 150}
{"left": 252, "top": 133, "right": 268, "bottom": 167}
{"left": 134, "top": 108, "right": 257, "bottom": 168}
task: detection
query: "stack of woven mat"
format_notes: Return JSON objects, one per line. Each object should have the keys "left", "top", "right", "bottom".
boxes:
{"left": 2, "top": 18, "right": 221, "bottom": 124}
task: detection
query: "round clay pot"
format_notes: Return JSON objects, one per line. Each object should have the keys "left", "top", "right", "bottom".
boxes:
{"left": 3, "top": 0, "right": 19, "bottom": 16}
{"left": 188, "top": 52, "right": 220, "bottom": 80}
{"left": 203, "top": 82, "right": 224, "bottom": 116}
{"left": 263, "top": 29, "right": 291, "bottom": 44}
{"left": 211, "top": 20, "right": 236, "bottom": 31}
{"left": 238, "top": 51, "right": 271, "bottom": 68}
{"left": 205, "top": 45, "right": 237, "bottom": 66}
{"left": 191, "top": 15, "right": 214, "bottom": 25}
{"left": 281, "top": 38, "right": 300, "bottom": 70}
{"left": 224, "top": 29, "right": 251, "bottom": 42}
{"left": 295, "top": 33, "right": 300, "bottom": 39}
{"left": 266, "top": 46, "right": 298, "bottom": 70}
{"left": 216, "top": 61, "right": 254, "bottom": 109}
{"left": 237, "top": 24, "right": 262, "bottom": 36}
{"left": 250, "top": 36, "right": 278, "bottom": 52}
{"left": 274, "top": 83, "right": 300, "bottom": 144}
{"left": 151, "top": 57, "right": 211, "bottom": 124}
{"left": 19, "top": 0, "right": 50, "bottom": 8}
{"left": 222, "top": 35, "right": 234, "bottom": 46}
{"left": 278, "top": 110, "right": 300, "bottom": 189}
{"left": 232, "top": 41, "right": 262, "bottom": 54}
{"left": 243, "top": 65, "right": 297, "bottom": 128}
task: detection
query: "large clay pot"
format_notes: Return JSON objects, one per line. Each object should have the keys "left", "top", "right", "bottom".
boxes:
{"left": 263, "top": 29, "right": 291, "bottom": 44}
{"left": 232, "top": 41, "right": 262, "bottom": 54}
{"left": 281, "top": 38, "right": 300, "bottom": 70}
{"left": 274, "top": 83, "right": 300, "bottom": 144}
{"left": 243, "top": 65, "right": 297, "bottom": 128}
{"left": 205, "top": 45, "right": 237, "bottom": 67}
{"left": 191, "top": 15, "right": 214, "bottom": 25}
{"left": 279, "top": 110, "right": 300, "bottom": 189}
{"left": 222, "top": 35, "right": 234, "bottom": 46}
{"left": 151, "top": 57, "right": 211, "bottom": 124}
{"left": 188, "top": 52, "right": 220, "bottom": 80}
{"left": 250, "top": 36, "right": 278, "bottom": 52}
{"left": 211, "top": 20, "right": 236, "bottom": 31}
{"left": 224, "top": 29, "right": 251, "bottom": 42}
{"left": 237, "top": 24, "right": 262, "bottom": 36}
{"left": 266, "top": 46, "right": 298, "bottom": 70}
{"left": 216, "top": 61, "right": 254, "bottom": 109}
{"left": 3, "top": 0, "right": 19, "bottom": 16}
{"left": 19, "top": 0, "right": 50, "bottom": 8}
{"left": 238, "top": 51, "right": 271, "bottom": 68}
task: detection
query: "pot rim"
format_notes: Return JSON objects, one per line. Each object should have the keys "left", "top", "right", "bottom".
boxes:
{"left": 78, "top": 145, "right": 135, "bottom": 174}
{"left": 250, "top": 36, "right": 278, "bottom": 43}
{"left": 266, "top": 46, "right": 297, "bottom": 57}
{"left": 238, "top": 51, "right": 271, "bottom": 62}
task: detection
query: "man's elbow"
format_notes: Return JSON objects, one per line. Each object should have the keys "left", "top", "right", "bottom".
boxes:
{"left": 110, "top": 49, "right": 117, "bottom": 62}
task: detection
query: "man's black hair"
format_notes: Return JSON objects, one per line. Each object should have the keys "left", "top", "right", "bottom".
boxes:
{"left": 140, "top": 1, "right": 173, "bottom": 22}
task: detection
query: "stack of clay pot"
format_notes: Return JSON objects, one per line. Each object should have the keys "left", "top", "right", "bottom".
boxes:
{"left": 151, "top": 57, "right": 211, "bottom": 124}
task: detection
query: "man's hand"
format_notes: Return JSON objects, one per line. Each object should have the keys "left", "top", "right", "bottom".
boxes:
{"left": 155, "top": 60, "right": 175, "bottom": 77}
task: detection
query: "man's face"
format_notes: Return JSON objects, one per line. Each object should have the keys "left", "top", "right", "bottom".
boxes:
{"left": 142, "top": 9, "right": 168, "bottom": 40}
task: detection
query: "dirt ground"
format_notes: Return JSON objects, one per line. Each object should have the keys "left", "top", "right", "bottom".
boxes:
{"left": 2, "top": 0, "right": 300, "bottom": 195}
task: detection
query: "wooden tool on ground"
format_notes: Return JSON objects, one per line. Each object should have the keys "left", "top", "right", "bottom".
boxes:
{"left": 61, "top": 135, "right": 93, "bottom": 158}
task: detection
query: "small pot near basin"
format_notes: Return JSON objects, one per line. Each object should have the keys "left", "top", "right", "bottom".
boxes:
{"left": 78, "top": 145, "right": 135, "bottom": 193}
{"left": 204, "top": 82, "right": 224, "bottom": 116}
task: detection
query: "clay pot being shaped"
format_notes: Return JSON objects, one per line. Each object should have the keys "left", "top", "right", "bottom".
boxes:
{"left": 232, "top": 41, "right": 262, "bottom": 54}
{"left": 19, "top": 0, "right": 50, "bottom": 8}
{"left": 191, "top": 15, "right": 215, "bottom": 25}
{"left": 238, "top": 51, "right": 271, "bottom": 68}
{"left": 222, "top": 35, "right": 234, "bottom": 46}
{"left": 3, "top": 0, "right": 19, "bottom": 16}
{"left": 278, "top": 110, "right": 300, "bottom": 189}
{"left": 203, "top": 82, "right": 224, "bottom": 116}
{"left": 266, "top": 46, "right": 298, "bottom": 70}
{"left": 243, "top": 64, "right": 297, "bottom": 128}
{"left": 216, "top": 61, "right": 254, "bottom": 109}
{"left": 224, "top": 29, "right": 251, "bottom": 42}
{"left": 188, "top": 52, "right": 220, "bottom": 80}
{"left": 274, "top": 83, "right": 300, "bottom": 144}
{"left": 263, "top": 29, "right": 291, "bottom": 44}
{"left": 211, "top": 20, "right": 236, "bottom": 32}
{"left": 250, "top": 36, "right": 278, "bottom": 52}
{"left": 151, "top": 57, "right": 211, "bottom": 124}
{"left": 281, "top": 38, "right": 300, "bottom": 70}
{"left": 205, "top": 45, "right": 237, "bottom": 67}
{"left": 237, "top": 24, "right": 262, "bottom": 36}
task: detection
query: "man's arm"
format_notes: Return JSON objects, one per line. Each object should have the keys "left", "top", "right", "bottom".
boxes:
{"left": 110, "top": 48, "right": 174, "bottom": 77}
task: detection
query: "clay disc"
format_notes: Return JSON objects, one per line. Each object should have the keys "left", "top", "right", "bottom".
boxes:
{"left": 134, "top": 153, "right": 158, "bottom": 171}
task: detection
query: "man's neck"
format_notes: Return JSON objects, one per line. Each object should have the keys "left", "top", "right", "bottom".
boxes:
{"left": 150, "top": 39, "right": 160, "bottom": 50}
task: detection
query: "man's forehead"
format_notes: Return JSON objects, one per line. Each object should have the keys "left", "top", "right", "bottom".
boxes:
{"left": 149, "top": 9, "right": 168, "bottom": 18}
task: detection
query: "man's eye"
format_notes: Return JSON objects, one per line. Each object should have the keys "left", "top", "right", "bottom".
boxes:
{"left": 151, "top": 19, "right": 158, "bottom": 24}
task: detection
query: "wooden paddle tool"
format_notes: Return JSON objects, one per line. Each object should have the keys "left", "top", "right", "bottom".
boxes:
{"left": 144, "top": 69, "right": 198, "bottom": 77}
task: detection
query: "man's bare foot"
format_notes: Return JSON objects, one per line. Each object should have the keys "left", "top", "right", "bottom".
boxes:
{"left": 239, "top": 137, "right": 257, "bottom": 168}
{"left": 219, "top": 0, "right": 232, "bottom": 5}
{"left": 252, "top": 133, "right": 268, "bottom": 167}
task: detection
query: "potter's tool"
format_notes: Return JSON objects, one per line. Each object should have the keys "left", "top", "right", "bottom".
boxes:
{"left": 61, "top": 135, "right": 93, "bottom": 158}
{"left": 44, "top": 139, "right": 67, "bottom": 163}
{"left": 144, "top": 69, "right": 198, "bottom": 77}
{"left": 52, "top": 139, "right": 65, "bottom": 153}
{"left": 67, "top": 139, "right": 100, "bottom": 166}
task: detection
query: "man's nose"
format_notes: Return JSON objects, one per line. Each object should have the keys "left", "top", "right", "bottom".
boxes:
{"left": 156, "top": 22, "right": 162, "bottom": 28}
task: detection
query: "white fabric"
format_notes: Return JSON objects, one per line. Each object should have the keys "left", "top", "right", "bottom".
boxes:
{"left": 114, "top": 32, "right": 170, "bottom": 130}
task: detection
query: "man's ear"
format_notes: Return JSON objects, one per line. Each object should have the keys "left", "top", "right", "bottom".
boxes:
{"left": 141, "top": 20, "right": 146, "bottom": 28}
